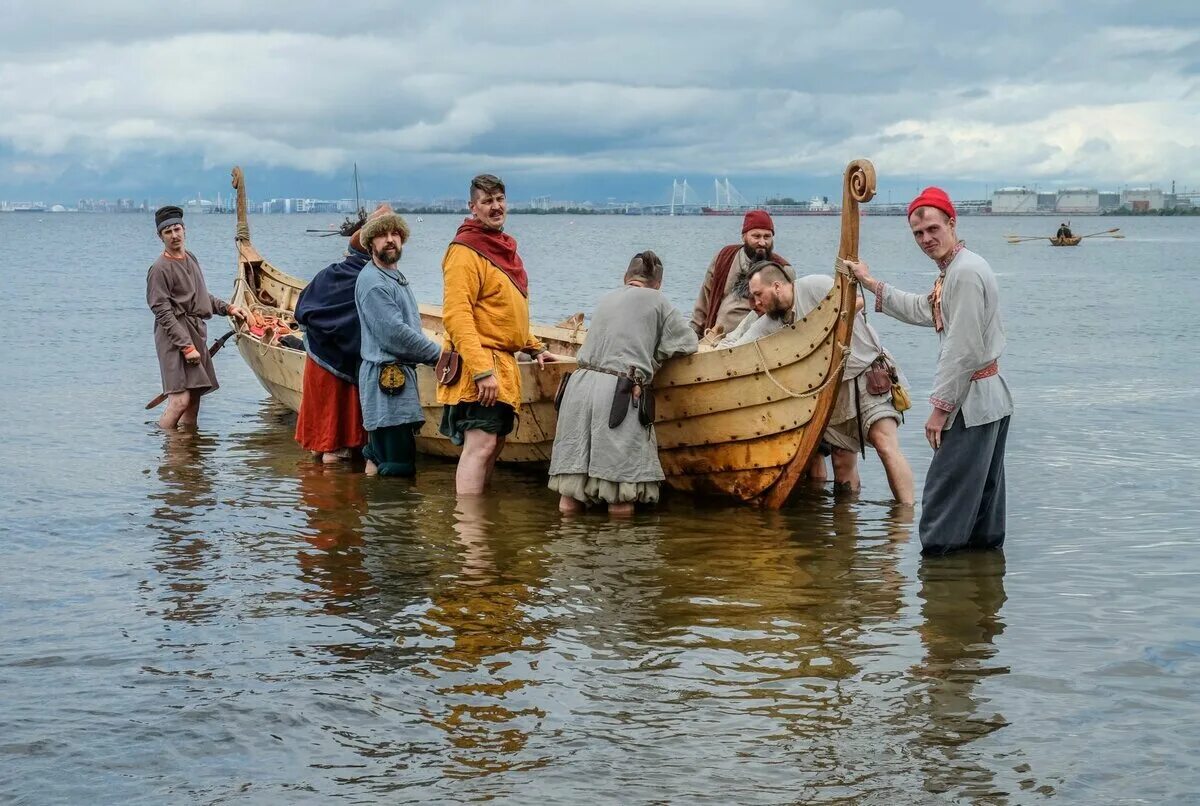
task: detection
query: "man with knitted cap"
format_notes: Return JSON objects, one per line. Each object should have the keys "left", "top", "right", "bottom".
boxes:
{"left": 690, "top": 209, "right": 791, "bottom": 338}
{"left": 293, "top": 206, "right": 377, "bottom": 464}
{"left": 353, "top": 205, "right": 443, "bottom": 476}
{"left": 146, "top": 205, "right": 251, "bottom": 429}
{"left": 847, "top": 187, "right": 1013, "bottom": 555}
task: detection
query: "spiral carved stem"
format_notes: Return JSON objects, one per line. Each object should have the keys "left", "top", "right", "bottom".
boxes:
{"left": 838, "top": 158, "right": 876, "bottom": 265}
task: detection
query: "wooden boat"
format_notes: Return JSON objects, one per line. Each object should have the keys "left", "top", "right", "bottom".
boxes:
{"left": 1050, "top": 235, "right": 1082, "bottom": 246}
{"left": 227, "top": 159, "right": 872, "bottom": 507}
{"left": 227, "top": 167, "right": 584, "bottom": 463}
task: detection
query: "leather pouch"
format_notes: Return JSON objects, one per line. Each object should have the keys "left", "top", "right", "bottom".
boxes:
{"left": 609, "top": 375, "right": 634, "bottom": 428}
{"left": 379, "top": 363, "right": 407, "bottom": 395}
{"left": 553, "top": 371, "right": 573, "bottom": 412}
{"left": 637, "top": 387, "right": 655, "bottom": 426}
{"left": 435, "top": 350, "right": 461, "bottom": 386}
{"left": 864, "top": 356, "right": 892, "bottom": 396}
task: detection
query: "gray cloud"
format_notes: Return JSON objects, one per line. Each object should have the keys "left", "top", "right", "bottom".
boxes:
{"left": 1, "top": 1, "right": 1198, "bottom": 195}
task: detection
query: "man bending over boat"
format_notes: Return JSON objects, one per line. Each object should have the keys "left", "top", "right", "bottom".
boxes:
{"left": 847, "top": 188, "right": 1012, "bottom": 554}
{"left": 354, "top": 208, "right": 442, "bottom": 477}
{"left": 293, "top": 206, "right": 381, "bottom": 463}
{"left": 437, "top": 174, "right": 567, "bottom": 495}
{"left": 549, "top": 251, "right": 698, "bottom": 516}
{"left": 731, "top": 261, "right": 915, "bottom": 505}
{"left": 690, "top": 210, "right": 791, "bottom": 339}
{"left": 146, "top": 205, "right": 252, "bottom": 430}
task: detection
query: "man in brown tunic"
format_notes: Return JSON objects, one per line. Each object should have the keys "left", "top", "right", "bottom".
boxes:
{"left": 146, "top": 205, "right": 250, "bottom": 429}
{"left": 690, "top": 209, "right": 791, "bottom": 338}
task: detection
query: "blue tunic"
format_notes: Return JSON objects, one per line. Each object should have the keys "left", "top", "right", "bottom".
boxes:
{"left": 354, "top": 262, "right": 442, "bottom": 431}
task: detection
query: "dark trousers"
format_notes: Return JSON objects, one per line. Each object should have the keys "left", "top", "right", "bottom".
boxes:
{"left": 919, "top": 413, "right": 1010, "bottom": 556}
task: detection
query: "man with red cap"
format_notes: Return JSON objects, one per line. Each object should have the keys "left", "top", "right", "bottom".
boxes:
{"left": 689, "top": 209, "right": 790, "bottom": 338}
{"left": 846, "top": 187, "right": 1013, "bottom": 555}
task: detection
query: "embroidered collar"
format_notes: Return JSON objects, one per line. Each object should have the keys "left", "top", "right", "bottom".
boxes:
{"left": 936, "top": 242, "right": 965, "bottom": 272}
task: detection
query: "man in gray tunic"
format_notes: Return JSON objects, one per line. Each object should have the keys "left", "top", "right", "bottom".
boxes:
{"left": 354, "top": 210, "right": 442, "bottom": 477}
{"left": 847, "top": 187, "right": 1013, "bottom": 555}
{"left": 549, "top": 251, "right": 698, "bottom": 516}
{"left": 732, "top": 262, "right": 914, "bottom": 504}
{"left": 146, "top": 205, "right": 251, "bottom": 430}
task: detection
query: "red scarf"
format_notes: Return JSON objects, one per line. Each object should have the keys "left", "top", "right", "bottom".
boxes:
{"left": 703, "top": 244, "right": 791, "bottom": 332}
{"left": 451, "top": 218, "right": 529, "bottom": 297}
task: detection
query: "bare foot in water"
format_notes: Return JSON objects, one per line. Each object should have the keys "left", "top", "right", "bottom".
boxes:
{"left": 365, "top": 460, "right": 378, "bottom": 476}
{"left": 559, "top": 495, "right": 584, "bottom": 515}
{"left": 608, "top": 502, "right": 635, "bottom": 517}
{"left": 321, "top": 448, "right": 351, "bottom": 464}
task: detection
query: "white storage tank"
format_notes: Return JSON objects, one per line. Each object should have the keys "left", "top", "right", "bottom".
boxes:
{"left": 1056, "top": 188, "right": 1100, "bottom": 214}
{"left": 1121, "top": 188, "right": 1164, "bottom": 211}
{"left": 991, "top": 187, "right": 1038, "bottom": 214}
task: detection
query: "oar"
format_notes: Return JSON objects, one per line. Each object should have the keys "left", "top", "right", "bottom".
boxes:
{"left": 1079, "top": 227, "right": 1123, "bottom": 239}
{"left": 1006, "top": 234, "right": 1049, "bottom": 244}
{"left": 144, "top": 331, "right": 236, "bottom": 409}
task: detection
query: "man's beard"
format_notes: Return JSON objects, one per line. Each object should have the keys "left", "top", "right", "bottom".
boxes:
{"left": 744, "top": 243, "right": 769, "bottom": 262}
{"left": 377, "top": 245, "right": 402, "bottom": 264}
{"left": 765, "top": 296, "right": 790, "bottom": 321}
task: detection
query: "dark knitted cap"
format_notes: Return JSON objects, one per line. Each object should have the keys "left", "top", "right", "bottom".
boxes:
{"left": 155, "top": 205, "right": 184, "bottom": 233}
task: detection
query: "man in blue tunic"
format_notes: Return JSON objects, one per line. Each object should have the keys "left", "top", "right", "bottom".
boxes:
{"left": 354, "top": 210, "right": 442, "bottom": 477}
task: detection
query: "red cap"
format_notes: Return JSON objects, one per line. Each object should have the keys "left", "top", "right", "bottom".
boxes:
{"left": 742, "top": 209, "right": 774, "bottom": 234}
{"left": 907, "top": 187, "right": 956, "bottom": 221}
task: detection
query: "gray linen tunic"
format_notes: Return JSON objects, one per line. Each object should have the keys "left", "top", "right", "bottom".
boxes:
{"left": 549, "top": 285, "right": 698, "bottom": 484}
{"left": 354, "top": 262, "right": 442, "bottom": 432}
{"left": 146, "top": 251, "right": 229, "bottom": 395}
{"left": 730, "top": 274, "right": 906, "bottom": 425}
{"left": 874, "top": 248, "right": 1012, "bottom": 428}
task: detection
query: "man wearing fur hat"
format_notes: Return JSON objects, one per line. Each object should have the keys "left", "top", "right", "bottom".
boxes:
{"left": 437, "top": 173, "right": 565, "bottom": 495}
{"left": 293, "top": 207, "right": 378, "bottom": 464}
{"left": 354, "top": 207, "right": 443, "bottom": 476}
{"left": 690, "top": 209, "right": 791, "bottom": 338}
{"left": 847, "top": 188, "right": 1013, "bottom": 555}
{"left": 146, "top": 205, "right": 251, "bottom": 429}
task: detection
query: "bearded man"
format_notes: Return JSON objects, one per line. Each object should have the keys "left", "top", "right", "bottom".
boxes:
{"left": 847, "top": 187, "right": 1013, "bottom": 555}
{"left": 733, "top": 261, "right": 914, "bottom": 505}
{"left": 690, "top": 209, "right": 791, "bottom": 338}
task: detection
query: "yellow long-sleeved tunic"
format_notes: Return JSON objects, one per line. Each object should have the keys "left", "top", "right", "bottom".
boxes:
{"left": 436, "top": 243, "right": 545, "bottom": 409}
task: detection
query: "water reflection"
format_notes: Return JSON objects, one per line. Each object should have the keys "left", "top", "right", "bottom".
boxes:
{"left": 912, "top": 552, "right": 1013, "bottom": 800}
{"left": 145, "top": 430, "right": 223, "bottom": 624}
{"left": 295, "top": 465, "right": 373, "bottom": 617}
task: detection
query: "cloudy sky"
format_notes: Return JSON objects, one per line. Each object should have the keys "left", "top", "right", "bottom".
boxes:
{"left": 2, "top": 1, "right": 1198, "bottom": 204}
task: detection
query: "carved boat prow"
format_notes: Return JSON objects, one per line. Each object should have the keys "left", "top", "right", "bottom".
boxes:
{"left": 653, "top": 159, "right": 875, "bottom": 507}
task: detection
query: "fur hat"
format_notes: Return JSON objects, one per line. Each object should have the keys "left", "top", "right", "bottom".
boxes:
{"left": 742, "top": 209, "right": 774, "bottom": 234}
{"left": 358, "top": 203, "right": 410, "bottom": 251}
{"left": 155, "top": 205, "right": 184, "bottom": 233}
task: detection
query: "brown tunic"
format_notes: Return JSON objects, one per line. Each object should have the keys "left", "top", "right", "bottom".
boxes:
{"left": 146, "top": 250, "right": 229, "bottom": 395}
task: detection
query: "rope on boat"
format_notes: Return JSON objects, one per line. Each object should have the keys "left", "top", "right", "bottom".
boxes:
{"left": 753, "top": 342, "right": 851, "bottom": 400}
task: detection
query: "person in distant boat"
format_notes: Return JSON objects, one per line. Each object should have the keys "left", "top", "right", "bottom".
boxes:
{"left": 146, "top": 205, "right": 252, "bottom": 430}
{"left": 549, "top": 251, "right": 698, "bottom": 516}
{"left": 354, "top": 207, "right": 443, "bottom": 477}
{"left": 1056, "top": 222, "right": 1073, "bottom": 239}
{"left": 731, "top": 261, "right": 915, "bottom": 505}
{"left": 690, "top": 210, "right": 791, "bottom": 339}
{"left": 292, "top": 206, "right": 381, "bottom": 464}
{"left": 846, "top": 187, "right": 1013, "bottom": 555}
{"left": 437, "top": 173, "right": 568, "bottom": 495}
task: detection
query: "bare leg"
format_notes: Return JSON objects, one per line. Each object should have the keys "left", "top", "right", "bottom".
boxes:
{"left": 608, "top": 502, "right": 635, "bottom": 517}
{"left": 806, "top": 453, "right": 828, "bottom": 483}
{"left": 457, "top": 429, "right": 500, "bottom": 495}
{"left": 483, "top": 436, "right": 506, "bottom": 488}
{"left": 177, "top": 393, "right": 201, "bottom": 428}
{"left": 559, "top": 495, "right": 584, "bottom": 515}
{"left": 365, "top": 460, "right": 379, "bottom": 476}
{"left": 158, "top": 390, "right": 192, "bottom": 430}
{"left": 830, "top": 448, "right": 861, "bottom": 492}
{"left": 868, "top": 418, "right": 914, "bottom": 505}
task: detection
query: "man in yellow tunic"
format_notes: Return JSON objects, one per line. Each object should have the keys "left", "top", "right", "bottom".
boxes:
{"left": 438, "top": 174, "right": 564, "bottom": 494}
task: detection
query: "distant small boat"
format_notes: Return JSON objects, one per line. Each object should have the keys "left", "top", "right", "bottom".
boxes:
{"left": 1050, "top": 235, "right": 1082, "bottom": 246}
{"left": 416, "top": 216, "right": 424, "bottom": 223}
